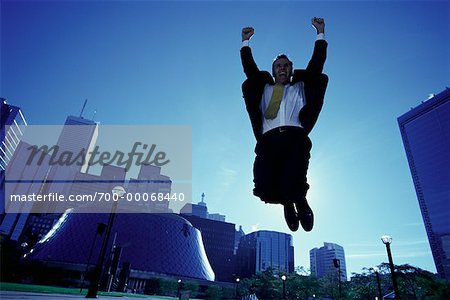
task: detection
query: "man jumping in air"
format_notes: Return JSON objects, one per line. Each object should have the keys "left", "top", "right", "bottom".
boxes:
{"left": 240, "top": 17, "right": 328, "bottom": 232}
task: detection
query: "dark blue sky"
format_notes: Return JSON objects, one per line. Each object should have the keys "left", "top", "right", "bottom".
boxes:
{"left": 2, "top": 0, "right": 449, "bottom": 275}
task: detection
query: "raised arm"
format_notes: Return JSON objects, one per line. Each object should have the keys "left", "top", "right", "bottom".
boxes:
{"left": 240, "top": 27, "right": 260, "bottom": 79}
{"left": 306, "top": 17, "right": 327, "bottom": 75}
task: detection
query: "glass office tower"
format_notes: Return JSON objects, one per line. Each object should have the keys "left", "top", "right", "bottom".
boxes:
{"left": 398, "top": 88, "right": 450, "bottom": 279}
{"left": 237, "top": 230, "right": 294, "bottom": 278}
{"left": 310, "top": 242, "right": 347, "bottom": 281}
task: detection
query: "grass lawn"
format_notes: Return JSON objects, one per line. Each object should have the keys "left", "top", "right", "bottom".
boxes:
{"left": 0, "top": 282, "right": 178, "bottom": 299}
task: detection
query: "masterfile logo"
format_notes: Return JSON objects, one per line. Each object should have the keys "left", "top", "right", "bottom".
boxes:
{"left": 25, "top": 141, "right": 170, "bottom": 171}
{"left": 4, "top": 125, "right": 192, "bottom": 214}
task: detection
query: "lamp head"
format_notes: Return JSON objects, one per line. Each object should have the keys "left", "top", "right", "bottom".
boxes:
{"left": 381, "top": 235, "right": 392, "bottom": 245}
{"left": 112, "top": 185, "right": 126, "bottom": 197}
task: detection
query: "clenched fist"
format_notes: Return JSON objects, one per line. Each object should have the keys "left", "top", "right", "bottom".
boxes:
{"left": 311, "top": 17, "right": 325, "bottom": 34}
{"left": 242, "top": 27, "right": 255, "bottom": 42}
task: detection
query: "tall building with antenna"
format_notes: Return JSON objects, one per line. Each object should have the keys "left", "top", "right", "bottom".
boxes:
{"left": 180, "top": 193, "right": 226, "bottom": 221}
{"left": 180, "top": 192, "right": 208, "bottom": 218}
{"left": 35, "top": 100, "right": 99, "bottom": 214}
{"left": 59, "top": 99, "right": 99, "bottom": 173}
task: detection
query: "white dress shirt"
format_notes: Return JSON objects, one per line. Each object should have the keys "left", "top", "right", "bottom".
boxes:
{"left": 260, "top": 82, "right": 305, "bottom": 134}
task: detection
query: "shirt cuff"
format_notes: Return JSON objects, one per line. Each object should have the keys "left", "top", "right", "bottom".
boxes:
{"left": 241, "top": 40, "right": 250, "bottom": 48}
{"left": 316, "top": 33, "right": 325, "bottom": 41}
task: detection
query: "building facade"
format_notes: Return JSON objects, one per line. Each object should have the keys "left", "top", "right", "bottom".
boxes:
{"left": 0, "top": 99, "right": 27, "bottom": 236}
{"left": 181, "top": 214, "right": 236, "bottom": 282}
{"left": 237, "top": 230, "right": 294, "bottom": 279}
{"left": 310, "top": 242, "right": 347, "bottom": 281}
{"left": 25, "top": 208, "right": 215, "bottom": 291}
{"left": 398, "top": 88, "right": 450, "bottom": 279}
{"left": 180, "top": 193, "right": 225, "bottom": 221}
{"left": 2, "top": 114, "right": 173, "bottom": 241}
{"left": 180, "top": 194, "right": 241, "bottom": 282}
{"left": 0, "top": 98, "right": 27, "bottom": 171}
{"left": 0, "top": 114, "right": 98, "bottom": 240}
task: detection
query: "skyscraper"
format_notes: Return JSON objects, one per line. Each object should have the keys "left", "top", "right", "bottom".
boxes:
{"left": 0, "top": 98, "right": 27, "bottom": 171}
{"left": 237, "top": 230, "right": 294, "bottom": 278}
{"left": 398, "top": 88, "right": 450, "bottom": 279}
{"left": 57, "top": 115, "right": 98, "bottom": 174}
{"left": 28, "top": 115, "right": 99, "bottom": 214}
{"left": 0, "top": 141, "right": 50, "bottom": 240}
{"left": 0, "top": 99, "right": 27, "bottom": 233}
{"left": 0, "top": 114, "right": 98, "bottom": 239}
{"left": 310, "top": 242, "right": 347, "bottom": 281}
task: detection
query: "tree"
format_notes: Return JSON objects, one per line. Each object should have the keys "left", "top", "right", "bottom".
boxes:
{"left": 349, "top": 263, "right": 450, "bottom": 299}
{"left": 205, "top": 285, "right": 222, "bottom": 299}
{"left": 159, "top": 279, "right": 178, "bottom": 296}
{"left": 348, "top": 268, "right": 377, "bottom": 299}
{"left": 319, "top": 271, "right": 340, "bottom": 299}
{"left": 183, "top": 281, "right": 199, "bottom": 298}
{"left": 236, "top": 278, "right": 254, "bottom": 298}
{"left": 253, "top": 268, "right": 282, "bottom": 299}
{"left": 394, "top": 263, "right": 450, "bottom": 299}
{"left": 285, "top": 273, "right": 320, "bottom": 299}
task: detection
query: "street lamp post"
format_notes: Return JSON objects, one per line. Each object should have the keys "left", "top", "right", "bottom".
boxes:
{"left": 177, "top": 279, "right": 182, "bottom": 298}
{"left": 86, "top": 186, "right": 124, "bottom": 298}
{"left": 235, "top": 277, "right": 240, "bottom": 300}
{"left": 381, "top": 235, "right": 400, "bottom": 299}
{"left": 281, "top": 275, "right": 287, "bottom": 300}
{"left": 80, "top": 223, "right": 106, "bottom": 293}
{"left": 374, "top": 267, "right": 383, "bottom": 300}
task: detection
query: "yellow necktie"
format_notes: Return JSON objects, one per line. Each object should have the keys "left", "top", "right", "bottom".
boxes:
{"left": 264, "top": 84, "right": 284, "bottom": 120}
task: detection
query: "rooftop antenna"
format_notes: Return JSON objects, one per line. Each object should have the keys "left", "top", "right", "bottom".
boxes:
{"left": 79, "top": 99, "right": 88, "bottom": 118}
{"left": 198, "top": 192, "right": 207, "bottom": 207}
{"left": 92, "top": 109, "right": 97, "bottom": 121}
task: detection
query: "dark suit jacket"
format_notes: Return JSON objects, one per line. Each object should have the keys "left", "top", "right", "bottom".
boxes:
{"left": 241, "top": 40, "right": 329, "bottom": 141}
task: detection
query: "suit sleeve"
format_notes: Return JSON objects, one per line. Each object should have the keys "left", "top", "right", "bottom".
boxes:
{"left": 300, "top": 40, "right": 328, "bottom": 134}
{"left": 306, "top": 40, "right": 327, "bottom": 75}
{"left": 240, "top": 46, "right": 260, "bottom": 79}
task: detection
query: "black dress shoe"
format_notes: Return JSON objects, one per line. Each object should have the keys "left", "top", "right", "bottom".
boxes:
{"left": 295, "top": 200, "right": 314, "bottom": 232}
{"left": 283, "top": 203, "right": 299, "bottom": 232}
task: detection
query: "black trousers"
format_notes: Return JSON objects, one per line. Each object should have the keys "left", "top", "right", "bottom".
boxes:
{"left": 253, "top": 126, "right": 312, "bottom": 205}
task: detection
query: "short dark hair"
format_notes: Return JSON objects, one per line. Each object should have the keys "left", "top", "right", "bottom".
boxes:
{"left": 272, "top": 54, "right": 293, "bottom": 77}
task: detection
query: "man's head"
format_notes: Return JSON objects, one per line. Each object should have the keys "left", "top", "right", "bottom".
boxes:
{"left": 272, "top": 54, "right": 293, "bottom": 84}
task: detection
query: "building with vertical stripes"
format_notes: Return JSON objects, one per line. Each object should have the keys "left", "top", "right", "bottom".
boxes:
{"left": 398, "top": 88, "right": 450, "bottom": 279}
